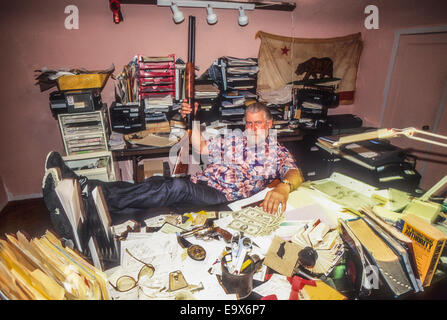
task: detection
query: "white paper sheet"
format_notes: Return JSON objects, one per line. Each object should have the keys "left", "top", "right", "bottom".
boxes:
{"left": 253, "top": 273, "right": 291, "bottom": 300}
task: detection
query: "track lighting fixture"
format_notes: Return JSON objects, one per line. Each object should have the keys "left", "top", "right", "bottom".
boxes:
{"left": 158, "top": 0, "right": 255, "bottom": 25}
{"left": 170, "top": 2, "right": 185, "bottom": 24}
{"left": 238, "top": 7, "right": 248, "bottom": 26}
{"left": 206, "top": 5, "right": 217, "bottom": 25}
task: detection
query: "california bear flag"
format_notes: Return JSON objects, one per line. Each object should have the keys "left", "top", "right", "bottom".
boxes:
{"left": 255, "top": 31, "right": 363, "bottom": 105}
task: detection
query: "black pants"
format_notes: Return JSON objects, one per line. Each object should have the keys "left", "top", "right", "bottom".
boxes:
{"left": 93, "top": 176, "right": 228, "bottom": 215}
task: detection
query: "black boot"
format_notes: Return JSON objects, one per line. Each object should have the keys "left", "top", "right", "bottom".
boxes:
{"left": 45, "top": 151, "right": 89, "bottom": 194}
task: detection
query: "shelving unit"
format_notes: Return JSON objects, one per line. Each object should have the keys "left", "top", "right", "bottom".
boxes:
{"left": 58, "top": 106, "right": 116, "bottom": 182}
{"left": 58, "top": 108, "right": 109, "bottom": 155}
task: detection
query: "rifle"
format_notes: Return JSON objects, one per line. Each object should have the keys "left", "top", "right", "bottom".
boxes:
{"left": 185, "top": 15, "right": 196, "bottom": 133}
{"left": 173, "top": 16, "right": 196, "bottom": 176}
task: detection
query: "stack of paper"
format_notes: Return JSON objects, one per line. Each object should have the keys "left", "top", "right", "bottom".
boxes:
{"left": 0, "top": 231, "right": 109, "bottom": 300}
{"left": 195, "top": 84, "right": 219, "bottom": 99}
{"left": 144, "top": 95, "right": 173, "bottom": 114}
{"left": 291, "top": 219, "right": 344, "bottom": 276}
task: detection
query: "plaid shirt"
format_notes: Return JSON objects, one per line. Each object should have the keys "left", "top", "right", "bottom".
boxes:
{"left": 190, "top": 132, "right": 298, "bottom": 201}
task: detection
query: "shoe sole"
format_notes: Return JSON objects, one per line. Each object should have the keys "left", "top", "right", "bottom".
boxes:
{"left": 45, "top": 151, "right": 79, "bottom": 180}
{"left": 42, "top": 168, "right": 76, "bottom": 241}
{"left": 42, "top": 167, "right": 61, "bottom": 189}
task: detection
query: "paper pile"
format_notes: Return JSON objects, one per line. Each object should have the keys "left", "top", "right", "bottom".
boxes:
{"left": 291, "top": 219, "right": 344, "bottom": 276}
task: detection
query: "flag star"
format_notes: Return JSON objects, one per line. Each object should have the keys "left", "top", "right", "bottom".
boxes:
{"left": 281, "top": 46, "right": 290, "bottom": 55}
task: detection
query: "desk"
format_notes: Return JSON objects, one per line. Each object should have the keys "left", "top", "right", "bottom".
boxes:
{"left": 112, "top": 129, "right": 304, "bottom": 182}
{"left": 104, "top": 184, "right": 447, "bottom": 300}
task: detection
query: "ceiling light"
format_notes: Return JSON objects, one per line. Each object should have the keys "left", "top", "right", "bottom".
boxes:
{"left": 238, "top": 7, "right": 248, "bottom": 26}
{"left": 171, "top": 2, "right": 185, "bottom": 23}
{"left": 206, "top": 5, "right": 217, "bottom": 25}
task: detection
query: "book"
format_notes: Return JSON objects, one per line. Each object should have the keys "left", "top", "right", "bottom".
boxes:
{"left": 396, "top": 213, "right": 447, "bottom": 286}
{"left": 362, "top": 216, "right": 421, "bottom": 293}
{"left": 140, "top": 55, "right": 174, "bottom": 63}
{"left": 339, "top": 220, "right": 375, "bottom": 297}
{"left": 298, "top": 280, "right": 346, "bottom": 300}
{"left": 345, "top": 218, "right": 414, "bottom": 297}
{"left": 361, "top": 207, "right": 423, "bottom": 292}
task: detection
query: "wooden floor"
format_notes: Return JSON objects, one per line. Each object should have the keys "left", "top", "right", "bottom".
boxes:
{"left": 0, "top": 198, "right": 52, "bottom": 238}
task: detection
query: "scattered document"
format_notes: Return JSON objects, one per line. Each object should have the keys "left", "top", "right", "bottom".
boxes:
{"left": 253, "top": 273, "right": 291, "bottom": 300}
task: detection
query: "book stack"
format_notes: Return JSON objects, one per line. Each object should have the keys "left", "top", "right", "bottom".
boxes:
{"left": 220, "top": 56, "right": 259, "bottom": 94}
{"left": 220, "top": 92, "right": 246, "bottom": 122}
{"left": 219, "top": 57, "right": 259, "bottom": 122}
{"left": 144, "top": 95, "right": 171, "bottom": 134}
{"left": 0, "top": 230, "right": 110, "bottom": 300}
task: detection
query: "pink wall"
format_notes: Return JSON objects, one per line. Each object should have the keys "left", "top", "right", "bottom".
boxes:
{"left": 353, "top": 0, "right": 447, "bottom": 126}
{"left": 0, "top": 177, "right": 7, "bottom": 212}
{"left": 0, "top": 0, "right": 446, "bottom": 199}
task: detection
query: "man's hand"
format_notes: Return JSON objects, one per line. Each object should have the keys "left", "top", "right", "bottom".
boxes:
{"left": 180, "top": 99, "right": 199, "bottom": 119}
{"left": 260, "top": 183, "right": 289, "bottom": 215}
{"left": 260, "top": 168, "right": 303, "bottom": 214}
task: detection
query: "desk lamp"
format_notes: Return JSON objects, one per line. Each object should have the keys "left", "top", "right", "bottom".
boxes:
{"left": 332, "top": 127, "right": 447, "bottom": 149}
{"left": 331, "top": 127, "right": 447, "bottom": 223}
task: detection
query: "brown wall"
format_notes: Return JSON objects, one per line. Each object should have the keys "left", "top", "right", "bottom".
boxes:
{"left": 0, "top": 176, "right": 7, "bottom": 212}
{"left": 0, "top": 0, "right": 446, "bottom": 199}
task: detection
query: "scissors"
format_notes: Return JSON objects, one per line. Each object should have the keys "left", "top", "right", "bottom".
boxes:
{"left": 230, "top": 232, "right": 253, "bottom": 274}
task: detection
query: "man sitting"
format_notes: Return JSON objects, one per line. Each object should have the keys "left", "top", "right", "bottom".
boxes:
{"left": 42, "top": 101, "right": 303, "bottom": 224}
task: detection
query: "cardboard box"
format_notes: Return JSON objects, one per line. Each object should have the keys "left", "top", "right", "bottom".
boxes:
{"left": 143, "top": 160, "right": 164, "bottom": 179}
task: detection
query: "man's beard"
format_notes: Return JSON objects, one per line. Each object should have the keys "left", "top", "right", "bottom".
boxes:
{"left": 245, "top": 129, "right": 268, "bottom": 147}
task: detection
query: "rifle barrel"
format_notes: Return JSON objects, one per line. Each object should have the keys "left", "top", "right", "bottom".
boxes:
{"left": 188, "top": 16, "right": 196, "bottom": 63}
